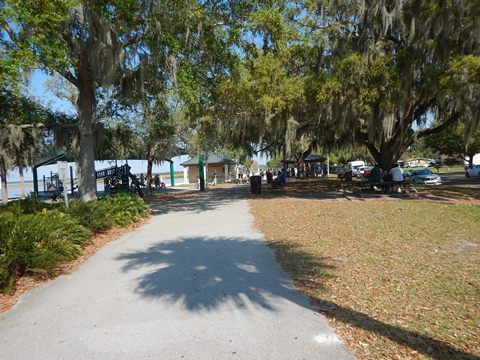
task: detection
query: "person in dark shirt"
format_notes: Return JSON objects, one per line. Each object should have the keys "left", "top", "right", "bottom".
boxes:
{"left": 369, "top": 164, "right": 383, "bottom": 191}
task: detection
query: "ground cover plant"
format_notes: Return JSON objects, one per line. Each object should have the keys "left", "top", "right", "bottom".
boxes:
{"left": 0, "top": 193, "right": 150, "bottom": 293}
{"left": 250, "top": 195, "right": 480, "bottom": 359}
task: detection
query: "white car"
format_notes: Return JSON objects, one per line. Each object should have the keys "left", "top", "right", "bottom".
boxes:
{"left": 354, "top": 165, "right": 373, "bottom": 178}
{"left": 406, "top": 168, "right": 442, "bottom": 185}
{"left": 465, "top": 165, "right": 480, "bottom": 178}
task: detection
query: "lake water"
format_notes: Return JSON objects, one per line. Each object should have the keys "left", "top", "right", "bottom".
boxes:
{"left": 1, "top": 157, "right": 191, "bottom": 200}
{"left": 2, "top": 177, "right": 186, "bottom": 200}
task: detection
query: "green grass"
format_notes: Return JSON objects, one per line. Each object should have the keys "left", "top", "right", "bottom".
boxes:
{"left": 437, "top": 166, "right": 466, "bottom": 174}
{"left": 251, "top": 197, "right": 480, "bottom": 360}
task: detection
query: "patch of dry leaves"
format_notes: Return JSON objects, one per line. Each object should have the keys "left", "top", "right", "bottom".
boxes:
{"left": 250, "top": 191, "right": 480, "bottom": 360}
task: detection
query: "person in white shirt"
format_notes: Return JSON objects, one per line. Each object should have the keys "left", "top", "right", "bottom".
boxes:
{"left": 389, "top": 163, "right": 404, "bottom": 192}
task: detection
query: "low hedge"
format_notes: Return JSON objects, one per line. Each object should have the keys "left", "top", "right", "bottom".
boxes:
{"left": 0, "top": 193, "right": 150, "bottom": 293}
{"left": 100, "top": 192, "right": 150, "bottom": 227}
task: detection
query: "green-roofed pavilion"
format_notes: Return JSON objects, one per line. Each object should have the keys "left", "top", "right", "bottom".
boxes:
{"left": 181, "top": 153, "right": 237, "bottom": 184}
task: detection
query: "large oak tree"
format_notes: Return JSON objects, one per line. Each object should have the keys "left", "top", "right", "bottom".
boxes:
{"left": 304, "top": 0, "right": 480, "bottom": 169}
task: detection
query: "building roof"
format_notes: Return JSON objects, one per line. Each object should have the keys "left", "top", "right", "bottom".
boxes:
{"left": 180, "top": 153, "right": 237, "bottom": 166}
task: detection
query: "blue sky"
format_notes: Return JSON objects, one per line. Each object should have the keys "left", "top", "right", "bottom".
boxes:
{"left": 28, "top": 70, "right": 76, "bottom": 115}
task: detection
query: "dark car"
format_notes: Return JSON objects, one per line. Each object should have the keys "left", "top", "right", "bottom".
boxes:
{"left": 329, "top": 165, "right": 345, "bottom": 174}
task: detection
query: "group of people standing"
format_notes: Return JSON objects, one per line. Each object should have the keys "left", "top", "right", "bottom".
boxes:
{"left": 138, "top": 173, "right": 166, "bottom": 189}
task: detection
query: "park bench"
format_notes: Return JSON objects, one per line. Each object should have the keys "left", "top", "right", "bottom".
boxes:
{"left": 271, "top": 172, "right": 286, "bottom": 189}
{"left": 338, "top": 169, "right": 412, "bottom": 194}
{"left": 358, "top": 179, "right": 412, "bottom": 193}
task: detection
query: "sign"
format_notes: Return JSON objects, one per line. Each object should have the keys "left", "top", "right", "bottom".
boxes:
{"left": 57, "top": 161, "right": 69, "bottom": 181}
{"left": 57, "top": 161, "right": 69, "bottom": 208}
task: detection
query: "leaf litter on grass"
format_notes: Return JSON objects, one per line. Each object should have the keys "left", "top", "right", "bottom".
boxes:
{"left": 250, "top": 197, "right": 480, "bottom": 360}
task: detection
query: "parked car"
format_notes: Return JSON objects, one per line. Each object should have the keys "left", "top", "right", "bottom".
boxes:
{"left": 329, "top": 165, "right": 345, "bottom": 174}
{"left": 360, "top": 166, "right": 374, "bottom": 179}
{"left": 405, "top": 168, "right": 441, "bottom": 185}
{"left": 352, "top": 166, "right": 363, "bottom": 177}
{"left": 353, "top": 165, "right": 373, "bottom": 178}
{"left": 465, "top": 165, "right": 480, "bottom": 178}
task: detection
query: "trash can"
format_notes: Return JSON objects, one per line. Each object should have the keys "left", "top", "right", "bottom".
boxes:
{"left": 250, "top": 175, "right": 261, "bottom": 194}
{"left": 266, "top": 171, "right": 273, "bottom": 184}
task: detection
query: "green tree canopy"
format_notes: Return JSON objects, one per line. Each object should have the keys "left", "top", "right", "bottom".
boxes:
{"left": 424, "top": 123, "right": 480, "bottom": 168}
{"left": 302, "top": 0, "right": 480, "bottom": 169}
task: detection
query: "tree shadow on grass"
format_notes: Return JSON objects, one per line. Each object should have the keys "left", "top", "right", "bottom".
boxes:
{"left": 115, "top": 235, "right": 478, "bottom": 358}
{"left": 269, "top": 244, "right": 479, "bottom": 360}
{"left": 116, "top": 236, "right": 335, "bottom": 312}
{"left": 313, "top": 299, "right": 479, "bottom": 360}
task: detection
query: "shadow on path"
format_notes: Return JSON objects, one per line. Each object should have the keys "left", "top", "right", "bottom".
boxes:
{"left": 143, "top": 185, "right": 478, "bottom": 359}
{"left": 149, "top": 186, "right": 249, "bottom": 216}
{"left": 116, "top": 236, "right": 334, "bottom": 312}
{"left": 116, "top": 236, "right": 478, "bottom": 358}
{"left": 148, "top": 183, "right": 349, "bottom": 216}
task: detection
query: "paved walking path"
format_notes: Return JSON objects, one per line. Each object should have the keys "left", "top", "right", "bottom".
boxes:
{"left": 0, "top": 185, "right": 354, "bottom": 360}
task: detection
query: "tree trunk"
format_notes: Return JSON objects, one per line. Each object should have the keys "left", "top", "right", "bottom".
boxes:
{"left": 1, "top": 166, "right": 8, "bottom": 204}
{"left": 467, "top": 153, "right": 474, "bottom": 168}
{"left": 146, "top": 151, "right": 154, "bottom": 195}
{"left": 76, "top": 64, "right": 97, "bottom": 201}
{"left": 363, "top": 117, "right": 414, "bottom": 171}
{"left": 363, "top": 108, "right": 459, "bottom": 172}
{"left": 19, "top": 167, "right": 25, "bottom": 199}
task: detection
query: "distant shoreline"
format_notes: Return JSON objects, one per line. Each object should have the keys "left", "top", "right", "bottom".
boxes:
{"left": 4, "top": 171, "right": 184, "bottom": 186}
{"left": 2, "top": 172, "right": 185, "bottom": 199}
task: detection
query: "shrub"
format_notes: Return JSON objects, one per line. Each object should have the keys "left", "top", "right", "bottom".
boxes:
{"left": 0, "top": 212, "right": 17, "bottom": 292}
{"left": 0, "top": 198, "right": 57, "bottom": 216}
{"left": 0, "top": 210, "right": 91, "bottom": 293}
{"left": 67, "top": 200, "right": 113, "bottom": 232}
{"left": 0, "top": 193, "right": 148, "bottom": 293}
{"left": 101, "top": 193, "right": 150, "bottom": 227}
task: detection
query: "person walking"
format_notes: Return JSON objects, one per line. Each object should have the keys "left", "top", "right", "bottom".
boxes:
{"left": 211, "top": 170, "right": 217, "bottom": 186}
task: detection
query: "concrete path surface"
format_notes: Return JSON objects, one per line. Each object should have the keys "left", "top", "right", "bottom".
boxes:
{"left": 0, "top": 185, "right": 354, "bottom": 360}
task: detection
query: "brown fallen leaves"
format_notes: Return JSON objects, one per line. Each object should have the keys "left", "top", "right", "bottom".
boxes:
{"left": 250, "top": 193, "right": 480, "bottom": 360}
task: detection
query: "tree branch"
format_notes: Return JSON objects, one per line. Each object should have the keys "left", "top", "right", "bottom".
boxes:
{"left": 2, "top": 22, "right": 18, "bottom": 42}
{"left": 62, "top": 32, "right": 78, "bottom": 53}
{"left": 57, "top": 69, "right": 79, "bottom": 88}
{"left": 121, "top": 30, "right": 148, "bottom": 49}
{"left": 256, "top": 141, "right": 279, "bottom": 154}
{"left": 416, "top": 112, "right": 460, "bottom": 139}
{"left": 0, "top": 123, "right": 77, "bottom": 130}
{"left": 359, "top": 132, "right": 382, "bottom": 161}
